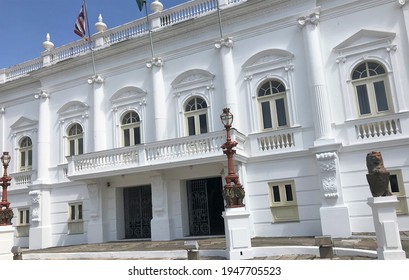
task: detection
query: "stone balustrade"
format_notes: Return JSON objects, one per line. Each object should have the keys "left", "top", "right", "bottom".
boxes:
{"left": 1, "top": 0, "right": 246, "bottom": 83}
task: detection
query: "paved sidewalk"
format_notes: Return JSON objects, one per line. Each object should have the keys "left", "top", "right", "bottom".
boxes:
{"left": 22, "top": 232, "right": 409, "bottom": 260}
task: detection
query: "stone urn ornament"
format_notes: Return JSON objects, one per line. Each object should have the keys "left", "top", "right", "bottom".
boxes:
{"left": 366, "top": 151, "right": 392, "bottom": 197}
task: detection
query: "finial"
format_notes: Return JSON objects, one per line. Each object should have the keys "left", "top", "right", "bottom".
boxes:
{"left": 95, "top": 14, "right": 107, "bottom": 33}
{"left": 42, "top": 33, "right": 54, "bottom": 51}
{"left": 151, "top": 0, "right": 164, "bottom": 13}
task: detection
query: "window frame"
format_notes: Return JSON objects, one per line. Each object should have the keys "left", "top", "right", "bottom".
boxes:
{"left": 18, "top": 136, "right": 33, "bottom": 172}
{"left": 388, "top": 170, "right": 408, "bottom": 215}
{"left": 351, "top": 61, "right": 393, "bottom": 118}
{"left": 68, "top": 202, "right": 84, "bottom": 235}
{"left": 184, "top": 97, "right": 209, "bottom": 136}
{"left": 66, "top": 123, "right": 84, "bottom": 157}
{"left": 16, "top": 208, "right": 30, "bottom": 237}
{"left": 268, "top": 180, "right": 299, "bottom": 223}
{"left": 257, "top": 79, "right": 290, "bottom": 131}
{"left": 120, "top": 111, "right": 141, "bottom": 147}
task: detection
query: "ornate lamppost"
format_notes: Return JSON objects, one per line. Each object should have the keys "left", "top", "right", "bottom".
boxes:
{"left": 220, "top": 108, "right": 245, "bottom": 208}
{"left": 0, "top": 152, "right": 13, "bottom": 225}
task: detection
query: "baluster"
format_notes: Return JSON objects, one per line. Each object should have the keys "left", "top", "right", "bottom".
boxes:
{"left": 391, "top": 119, "right": 397, "bottom": 134}
{"left": 385, "top": 120, "right": 391, "bottom": 135}
{"left": 374, "top": 122, "right": 380, "bottom": 137}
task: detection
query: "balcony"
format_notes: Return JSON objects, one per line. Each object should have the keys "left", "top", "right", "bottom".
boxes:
{"left": 343, "top": 113, "right": 409, "bottom": 145}
{"left": 247, "top": 126, "right": 306, "bottom": 157}
{"left": 67, "top": 130, "right": 246, "bottom": 180}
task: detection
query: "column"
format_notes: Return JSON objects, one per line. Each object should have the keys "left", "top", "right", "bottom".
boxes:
{"left": 87, "top": 184, "right": 105, "bottom": 244}
{"left": 28, "top": 188, "right": 51, "bottom": 249}
{"left": 298, "top": 12, "right": 334, "bottom": 146}
{"left": 399, "top": 0, "right": 409, "bottom": 50}
{"left": 29, "top": 91, "right": 52, "bottom": 249}
{"left": 150, "top": 173, "right": 171, "bottom": 241}
{"left": 34, "top": 91, "right": 50, "bottom": 184}
{"left": 147, "top": 58, "right": 167, "bottom": 141}
{"left": 215, "top": 37, "right": 241, "bottom": 131}
{"left": 315, "top": 150, "right": 351, "bottom": 238}
{"left": 88, "top": 75, "right": 106, "bottom": 151}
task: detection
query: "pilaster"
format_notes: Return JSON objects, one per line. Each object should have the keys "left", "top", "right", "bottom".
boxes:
{"left": 150, "top": 173, "right": 171, "bottom": 241}
{"left": 215, "top": 37, "right": 241, "bottom": 131}
{"left": 88, "top": 75, "right": 106, "bottom": 151}
{"left": 34, "top": 91, "right": 50, "bottom": 184}
{"left": 87, "top": 183, "right": 104, "bottom": 243}
{"left": 28, "top": 186, "right": 52, "bottom": 249}
{"left": 313, "top": 147, "right": 351, "bottom": 238}
{"left": 298, "top": 12, "right": 334, "bottom": 145}
{"left": 147, "top": 57, "right": 167, "bottom": 141}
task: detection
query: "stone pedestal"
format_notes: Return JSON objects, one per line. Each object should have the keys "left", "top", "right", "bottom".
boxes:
{"left": 367, "top": 196, "right": 406, "bottom": 260}
{"left": 222, "top": 208, "right": 253, "bottom": 260}
{"left": 0, "top": 225, "right": 14, "bottom": 260}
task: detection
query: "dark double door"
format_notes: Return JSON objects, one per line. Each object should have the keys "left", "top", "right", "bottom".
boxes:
{"left": 187, "top": 177, "right": 225, "bottom": 236}
{"left": 124, "top": 185, "right": 152, "bottom": 239}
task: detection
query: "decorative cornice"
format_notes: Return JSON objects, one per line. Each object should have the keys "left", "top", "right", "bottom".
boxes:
{"left": 297, "top": 12, "right": 320, "bottom": 28}
{"left": 146, "top": 57, "right": 163, "bottom": 68}
{"left": 87, "top": 74, "right": 104, "bottom": 85}
{"left": 284, "top": 65, "right": 294, "bottom": 72}
{"left": 336, "top": 56, "right": 347, "bottom": 64}
{"left": 214, "top": 37, "right": 234, "bottom": 49}
{"left": 386, "top": 45, "right": 397, "bottom": 52}
{"left": 34, "top": 90, "right": 49, "bottom": 99}
{"left": 244, "top": 75, "right": 253, "bottom": 81}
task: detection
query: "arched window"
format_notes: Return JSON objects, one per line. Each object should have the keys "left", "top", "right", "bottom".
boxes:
{"left": 351, "top": 61, "right": 392, "bottom": 117}
{"left": 67, "top": 123, "right": 83, "bottom": 156}
{"left": 257, "top": 79, "right": 289, "bottom": 130}
{"left": 121, "top": 111, "right": 141, "bottom": 147}
{"left": 19, "top": 136, "right": 32, "bottom": 172}
{"left": 184, "top": 97, "right": 208, "bottom": 136}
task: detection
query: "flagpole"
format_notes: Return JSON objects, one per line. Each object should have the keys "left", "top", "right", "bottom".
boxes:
{"left": 216, "top": 0, "right": 224, "bottom": 38}
{"left": 144, "top": 1, "right": 155, "bottom": 58}
{"left": 83, "top": 0, "right": 97, "bottom": 77}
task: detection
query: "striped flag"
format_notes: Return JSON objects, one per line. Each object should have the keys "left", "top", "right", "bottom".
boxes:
{"left": 74, "top": 5, "right": 86, "bottom": 38}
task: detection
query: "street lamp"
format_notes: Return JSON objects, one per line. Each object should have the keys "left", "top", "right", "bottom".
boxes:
{"left": 220, "top": 108, "right": 245, "bottom": 208}
{"left": 0, "top": 152, "right": 13, "bottom": 225}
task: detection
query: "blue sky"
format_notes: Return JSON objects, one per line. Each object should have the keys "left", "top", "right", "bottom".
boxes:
{"left": 0, "top": 0, "right": 189, "bottom": 69}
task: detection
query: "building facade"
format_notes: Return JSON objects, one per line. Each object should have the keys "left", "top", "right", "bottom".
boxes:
{"left": 1, "top": 0, "right": 409, "bottom": 249}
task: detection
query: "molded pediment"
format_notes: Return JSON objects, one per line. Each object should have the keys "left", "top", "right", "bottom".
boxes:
{"left": 110, "top": 86, "right": 147, "bottom": 104}
{"left": 57, "top": 101, "right": 89, "bottom": 116}
{"left": 171, "top": 69, "right": 215, "bottom": 89}
{"left": 10, "top": 117, "right": 38, "bottom": 130}
{"left": 242, "top": 49, "right": 294, "bottom": 70}
{"left": 334, "top": 29, "right": 396, "bottom": 52}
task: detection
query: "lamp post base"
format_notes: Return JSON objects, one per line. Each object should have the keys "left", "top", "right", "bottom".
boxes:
{"left": 222, "top": 207, "right": 253, "bottom": 260}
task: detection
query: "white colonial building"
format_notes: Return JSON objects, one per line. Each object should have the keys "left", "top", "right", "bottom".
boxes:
{"left": 1, "top": 0, "right": 409, "bottom": 250}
